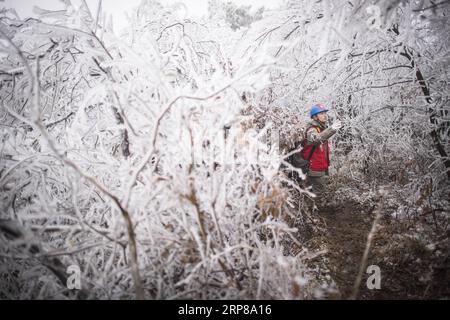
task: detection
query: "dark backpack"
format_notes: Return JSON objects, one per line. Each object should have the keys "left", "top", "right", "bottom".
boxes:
{"left": 285, "top": 126, "right": 318, "bottom": 180}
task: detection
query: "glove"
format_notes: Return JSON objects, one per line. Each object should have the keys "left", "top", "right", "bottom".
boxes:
{"left": 331, "top": 120, "right": 342, "bottom": 131}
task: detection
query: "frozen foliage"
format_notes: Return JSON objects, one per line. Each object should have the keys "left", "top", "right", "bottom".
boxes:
{"left": 243, "top": 0, "right": 450, "bottom": 219}
{"left": 0, "top": 0, "right": 449, "bottom": 299}
{"left": 0, "top": 0, "right": 322, "bottom": 299}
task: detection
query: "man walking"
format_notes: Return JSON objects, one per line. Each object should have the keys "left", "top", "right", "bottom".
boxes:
{"left": 302, "top": 104, "right": 341, "bottom": 202}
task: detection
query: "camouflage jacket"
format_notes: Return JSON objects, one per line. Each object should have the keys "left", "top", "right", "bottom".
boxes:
{"left": 304, "top": 119, "right": 337, "bottom": 176}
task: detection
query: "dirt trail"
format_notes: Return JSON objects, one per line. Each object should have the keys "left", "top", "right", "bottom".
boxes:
{"left": 303, "top": 199, "right": 450, "bottom": 299}
{"left": 318, "top": 202, "right": 374, "bottom": 299}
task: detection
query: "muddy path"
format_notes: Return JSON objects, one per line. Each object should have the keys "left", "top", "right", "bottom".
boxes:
{"left": 318, "top": 203, "right": 373, "bottom": 299}
{"left": 301, "top": 199, "right": 450, "bottom": 299}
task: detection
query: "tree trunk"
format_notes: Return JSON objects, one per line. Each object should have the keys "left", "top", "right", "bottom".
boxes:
{"left": 390, "top": 24, "right": 450, "bottom": 179}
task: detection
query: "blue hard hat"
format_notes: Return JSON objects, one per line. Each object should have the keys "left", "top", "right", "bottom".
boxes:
{"left": 310, "top": 104, "right": 329, "bottom": 118}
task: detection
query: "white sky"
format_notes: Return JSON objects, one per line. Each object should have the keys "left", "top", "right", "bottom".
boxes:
{"left": 2, "top": 0, "right": 281, "bottom": 31}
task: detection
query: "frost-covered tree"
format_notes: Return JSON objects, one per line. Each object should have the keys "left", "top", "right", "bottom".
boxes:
{"left": 0, "top": 0, "right": 324, "bottom": 299}
{"left": 236, "top": 0, "right": 449, "bottom": 217}
{"left": 208, "top": 0, "right": 264, "bottom": 30}
{"left": 0, "top": 0, "right": 448, "bottom": 300}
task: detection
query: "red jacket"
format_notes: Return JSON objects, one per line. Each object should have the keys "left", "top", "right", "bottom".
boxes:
{"left": 301, "top": 126, "right": 330, "bottom": 172}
